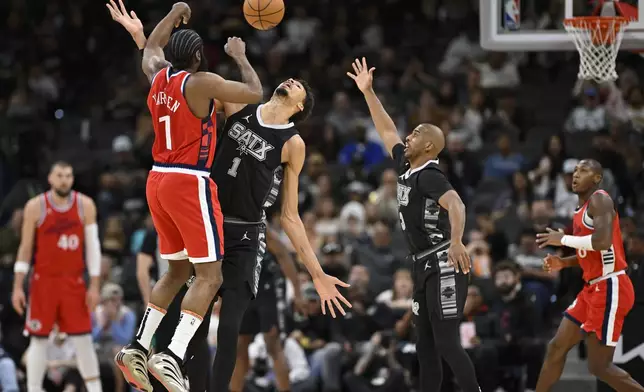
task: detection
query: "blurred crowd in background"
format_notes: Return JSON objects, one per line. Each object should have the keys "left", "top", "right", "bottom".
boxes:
{"left": 1, "top": 0, "right": 644, "bottom": 391}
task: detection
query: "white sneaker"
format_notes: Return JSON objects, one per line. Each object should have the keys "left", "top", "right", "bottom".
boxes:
{"left": 114, "top": 345, "right": 152, "bottom": 392}
{"left": 147, "top": 352, "right": 188, "bottom": 392}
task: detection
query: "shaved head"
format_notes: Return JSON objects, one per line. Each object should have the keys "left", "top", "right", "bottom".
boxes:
{"left": 580, "top": 159, "right": 603, "bottom": 176}
{"left": 403, "top": 123, "right": 446, "bottom": 164}
{"left": 417, "top": 123, "right": 445, "bottom": 155}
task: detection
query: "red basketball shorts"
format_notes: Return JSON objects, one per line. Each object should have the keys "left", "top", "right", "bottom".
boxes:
{"left": 25, "top": 273, "right": 91, "bottom": 337}
{"left": 146, "top": 167, "right": 224, "bottom": 263}
{"left": 564, "top": 271, "right": 635, "bottom": 346}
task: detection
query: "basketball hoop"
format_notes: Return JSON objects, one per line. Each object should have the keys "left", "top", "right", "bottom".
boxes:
{"left": 564, "top": 16, "right": 630, "bottom": 82}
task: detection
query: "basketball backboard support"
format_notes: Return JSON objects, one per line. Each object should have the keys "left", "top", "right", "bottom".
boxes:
{"left": 480, "top": 0, "right": 644, "bottom": 51}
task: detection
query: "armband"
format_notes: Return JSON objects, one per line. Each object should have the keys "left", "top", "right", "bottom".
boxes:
{"left": 14, "top": 261, "right": 30, "bottom": 274}
{"left": 561, "top": 235, "right": 594, "bottom": 251}
{"left": 84, "top": 223, "right": 102, "bottom": 277}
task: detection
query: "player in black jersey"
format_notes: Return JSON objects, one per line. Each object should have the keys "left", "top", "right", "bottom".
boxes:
{"left": 207, "top": 83, "right": 350, "bottom": 392}
{"left": 348, "top": 58, "right": 480, "bottom": 392}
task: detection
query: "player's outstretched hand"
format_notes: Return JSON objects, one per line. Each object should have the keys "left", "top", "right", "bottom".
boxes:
{"left": 346, "top": 57, "right": 375, "bottom": 93}
{"left": 106, "top": 0, "right": 143, "bottom": 36}
{"left": 172, "top": 2, "right": 191, "bottom": 27}
{"left": 536, "top": 227, "right": 564, "bottom": 249}
{"left": 11, "top": 288, "right": 26, "bottom": 316}
{"left": 448, "top": 241, "right": 471, "bottom": 274}
{"left": 224, "top": 37, "right": 247, "bottom": 60}
{"left": 312, "top": 274, "right": 352, "bottom": 318}
{"left": 543, "top": 254, "right": 567, "bottom": 273}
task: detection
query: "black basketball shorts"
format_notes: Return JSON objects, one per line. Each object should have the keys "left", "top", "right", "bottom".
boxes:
{"left": 239, "top": 274, "right": 288, "bottom": 336}
{"left": 220, "top": 221, "right": 267, "bottom": 297}
{"left": 411, "top": 246, "right": 468, "bottom": 322}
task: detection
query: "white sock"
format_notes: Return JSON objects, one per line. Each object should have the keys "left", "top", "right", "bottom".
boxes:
{"left": 167, "top": 310, "right": 203, "bottom": 360}
{"left": 135, "top": 304, "right": 167, "bottom": 350}
{"left": 26, "top": 337, "right": 48, "bottom": 392}
{"left": 69, "top": 335, "right": 102, "bottom": 392}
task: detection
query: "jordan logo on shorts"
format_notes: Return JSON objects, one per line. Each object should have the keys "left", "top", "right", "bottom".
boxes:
{"left": 242, "top": 231, "right": 251, "bottom": 241}
{"left": 242, "top": 114, "right": 253, "bottom": 122}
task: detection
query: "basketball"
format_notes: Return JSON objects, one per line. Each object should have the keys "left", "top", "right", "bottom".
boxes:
{"left": 243, "top": 0, "right": 285, "bottom": 30}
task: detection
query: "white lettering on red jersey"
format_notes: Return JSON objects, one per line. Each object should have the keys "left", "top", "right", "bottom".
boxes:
{"left": 572, "top": 189, "right": 627, "bottom": 282}
{"left": 34, "top": 191, "right": 85, "bottom": 276}
{"left": 147, "top": 67, "right": 217, "bottom": 170}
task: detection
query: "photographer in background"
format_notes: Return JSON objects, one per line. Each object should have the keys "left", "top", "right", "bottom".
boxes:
{"left": 342, "top": 331, "right": 405, "bottom": 392}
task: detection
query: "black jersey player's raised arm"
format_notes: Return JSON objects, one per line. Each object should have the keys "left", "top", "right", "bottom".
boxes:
{"left": 348, "top": 57, "right": 480, "bottom": 392}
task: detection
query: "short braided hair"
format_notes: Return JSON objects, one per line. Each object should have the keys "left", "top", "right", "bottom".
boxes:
{"left": 167, "top": 29, "right": 203, "bottom": 70}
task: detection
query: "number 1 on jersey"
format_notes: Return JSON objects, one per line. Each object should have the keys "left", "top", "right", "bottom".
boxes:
{"left": 228, "top": 157, "right": 241, "bottom": 177}
{"left": 159, "top": 115, "right": 172, "bottom": 150}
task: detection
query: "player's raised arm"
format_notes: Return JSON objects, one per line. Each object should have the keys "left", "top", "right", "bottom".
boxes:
{"left": 347, "top": 57, "right": 403, "bottom": 156}
{"left": 12, "top": 198, "right": 40, "bottom": 316}
{"left": 80, "top": 195, "right": 102, "bottom": 311}
{"left": 190, "top": 38, "right": 263, "bottom": 104}
{"left": 280, "top": 136, "right": 351, "bottom": 318}
{"left": 142, "top": 2, "right": 190, "bottom": 81}
{"left": 106, "top": 0, "right": 147, "bottom": 49}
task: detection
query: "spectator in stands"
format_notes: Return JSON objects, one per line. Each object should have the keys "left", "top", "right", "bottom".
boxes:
{"left": 473, "top": 208, "right": 509, "bottom": 262}
{"left": 22, "top": 328, "right": 85, "bottom": 392}
{"left": 477, "top": 53, "right": 520, "bottom": 89}
{"left": 342, "top": 331, "right": 406, "bottom": 392}
{"left": 338, "top": 122, "right": 387, "bottom": 171}
{"left": 350, "top": 222, "right": 401, "bottom": 296}
{"left": 512, "top": 228, "right": 555, "bottom": 315}
{"left": 483, "top": 133, "right": 525, "bottom": 180}
{"left": 291, "top": 282, "right": 343, "bottom": 392}
{"left": 552, "top": 158, "right": 579, "bottom": 219}
{"left": 91, "top": 283, "right": 136, "bottom": 392}
{"left": 325, "top": 91, "right": 362, "bottom": 136}
{"left": 246, "top": 333, "right": 315, "bottom": 392}
{"left": 469, "top": 262, "right": 545, "bottom": 392}
{"left": 319, "top": 241, "right": 350, "bottom": 283}
{"left": 529, "top": 134, "right": 566, "bottom": 199}
{"left": 565, "top": 86, "right": 607, "bottom": 132}
{"left": 314, "top": 197, "right": 340, "bottom": 237}
{"left": 368, "top": 169, "right": 399, "bottom": 225}
{"left": 625, "top": 86, "right": 644, "bottom": 132}
{"left": 376, "top": 268, "right": 413, "bottom": 313}
{"left": 0, "top": 344, "right": 18, "bottom": 392}
{"left": 467, "top": 235, "right": 493, "bottom": 279}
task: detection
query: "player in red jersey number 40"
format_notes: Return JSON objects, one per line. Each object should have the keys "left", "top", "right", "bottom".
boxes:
{"left": 534, "top": 159, "right": 644, "bottom": 392}
{"left": 12, "top": 162, "right": 103, "bottom": 392}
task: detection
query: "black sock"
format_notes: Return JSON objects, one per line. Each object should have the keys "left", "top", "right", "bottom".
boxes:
{"left": 210, "top": 286, "right": 252, "bottom": 392}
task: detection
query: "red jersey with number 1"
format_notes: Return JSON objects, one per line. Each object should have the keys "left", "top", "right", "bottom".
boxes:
{"left": 572, "top": 189, "right": 628, "bottom": 282}
{"left": 34, "top": 191, "right": 85, "bottom": 276}
{"left": 147, "top": 66, "right": 217, "bottom": 170}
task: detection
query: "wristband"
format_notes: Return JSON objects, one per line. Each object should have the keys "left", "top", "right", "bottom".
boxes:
{"left": 561, "top": 235, "right": 594, "bottom": 251}
{"left": 14, "top": 261, "right": 30, "bottom": 274}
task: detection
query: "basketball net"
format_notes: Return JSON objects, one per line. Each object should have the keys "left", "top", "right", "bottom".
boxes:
{"left": 564, "top": 1, "right": 635, "bottom": 82}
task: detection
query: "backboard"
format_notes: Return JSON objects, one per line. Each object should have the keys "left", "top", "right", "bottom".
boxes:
{"left": 480, "top": 0, "right": 644, "bottom": 51}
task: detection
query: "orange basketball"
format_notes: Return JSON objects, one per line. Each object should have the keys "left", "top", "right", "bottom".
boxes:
{"left": 243, "top": 0, "right": 285, "bottom": 30}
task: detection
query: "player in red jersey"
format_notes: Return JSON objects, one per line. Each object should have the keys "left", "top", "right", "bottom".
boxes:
{"left": 110, "top": 2, "right": 263, "bottom": 391}
{"left": 11, "top": 161, "right": 103, "bottom": 392}
{"left": 535, "top": 159, "right": 643, "bottom": 392}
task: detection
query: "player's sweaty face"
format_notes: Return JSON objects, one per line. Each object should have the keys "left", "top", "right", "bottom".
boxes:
{"left": 571, "top": 163, "right": 597, "bottom": 193}
{"left": 49, "top": 167, "right": 74, "bottom": 197}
